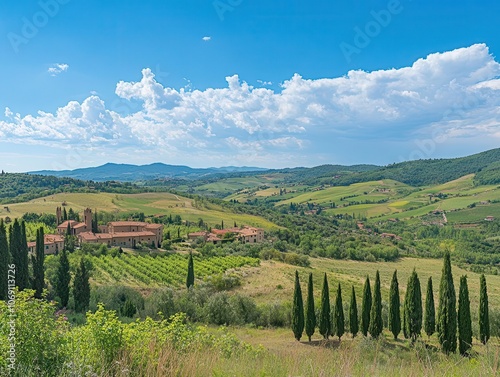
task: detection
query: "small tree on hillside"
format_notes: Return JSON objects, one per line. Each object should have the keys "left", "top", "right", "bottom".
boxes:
{"left": 369, "top": 271, "right": 383, "bottom": 339}
{"left": 389, "top": 270, "right": 401, "bottom": 340}
{"left": 319, "top": 273, "right": 331, "bottom": 339}
{"left": 305, "top": 273, "right": 316, "bottom": 342}
{"left": 292, "top": 270, "right": 305, "bottom": 341}
{"left": 333, "top": 283, "right": 345, "bottom": 341}
{"left": 438, "top": 251, "right": 457, "bottom": 354}
{"left": 424, "top": 277, "right": 436, "bottom": 338}
{"left": 361, "top": 276, "right": 372, "bottom": 337}
{"left": 404, "top": 269, "right": 422, "bottom": 343}
{"left": 479, "top": 274, "right": 490, "bottom": 345}
{"left": 458, "top": 275, "right": 472, "bottom": 356}
{"left": 186, "top": 252, "right": 195, "bottom": 289}
{"left": 349, "top": 286, "right": 359, "bottom": 338}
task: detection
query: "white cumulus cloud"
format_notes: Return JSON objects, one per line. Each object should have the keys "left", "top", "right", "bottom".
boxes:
{"left": 1, "top": 44, "right": 499, "bottom": 167}
{"left": 48, "top": 63, "right": 69, "bottom": 76}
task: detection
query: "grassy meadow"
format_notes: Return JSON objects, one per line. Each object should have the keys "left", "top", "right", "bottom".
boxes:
{"left": 0, "top": 192, "right": 280, "bottom": 230}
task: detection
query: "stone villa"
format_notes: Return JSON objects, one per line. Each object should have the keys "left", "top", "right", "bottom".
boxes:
{"left": 188, "top": 226, "right": 264, "bottom": 245}
{"left": 32, "top": 208, "right": 163, "bottom": 254}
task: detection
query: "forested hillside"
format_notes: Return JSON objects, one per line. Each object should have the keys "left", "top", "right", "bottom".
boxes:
{"left": 0, "top": 172, "right": 142, "bottom": 204}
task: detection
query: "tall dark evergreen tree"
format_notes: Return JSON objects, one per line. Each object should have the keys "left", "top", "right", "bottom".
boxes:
{"left": 361, "top": 276, "right": 372, "bottom": 337}
{"left": 55, "top": 249, "right": 71, "bottom": 307}
{"left": 458, "top": 275, "right": 472, "bottom": 356}
{"left": 186, "top": 252, "right": 195, "bottom": 288}
{"left": 369, "top": 271, "right": 383, "bottom": 339}
{"left": 10, "top": 219, "right": 29, "bottom": 290}
{"left": 305, "top": 273, "right": 316, "bottom": 342}
{"left": 32, "top": 227, "right": 45, "bottom": 299}
{"left": 479, "top": 274, "right": 490, "bottom": 345}
{"left": 92, "top": 211, "right": 99, "bottom": 233}
{"left": 349, "top": 286, "right": 359, "bottom": 337}
{"left": 437, "top": 251, "right": 457, "bottom": 354}
{"left": 388, "top": 270, "right": 401, "bottom": 340}
{"left": 319, "top": 273, "right": 331, "bottom": 339}
{"left": 333, "top": 283, "right": 345, "bottom": 341}
{"left": 63, "top": 207, "right": 68, "bottom": 221}
{"left": 403, "top": 269, "right": 422, "bottom": 343}
{"left": 73, "top": 258, "right": 91, "bottom": 313}
{"left": 0, "top": 219, "right": 9, "bottom": 300}
{"left": 424, "top": 277, "right": 436, "bottom": 338}
{"left": 292, "top": 270, "right": 305, "bottom": 341}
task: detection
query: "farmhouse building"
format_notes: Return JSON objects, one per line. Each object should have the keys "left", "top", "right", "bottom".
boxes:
{"left": 32, "top": 208, "right": 164, "bottom": 254}
{"left": 78, "top": 221, "right": 163, "bottom": 248}
{"left": 188, "top": 226, "right": 264, "bottom": 244}
{"left": 27, "top": 234, "right": 65, "bottom": 255}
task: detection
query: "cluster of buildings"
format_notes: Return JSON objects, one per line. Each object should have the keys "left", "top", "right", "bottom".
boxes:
{"left": 188, "top": 226, "right": 264, "bottom": 245}
{"left": 29, "top": 208, "right": 163, "bottom": 255}
{"left": 27, "top": 207, "right": 264, "bottom": 255}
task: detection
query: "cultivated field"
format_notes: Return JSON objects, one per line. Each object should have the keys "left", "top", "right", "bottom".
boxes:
{"left": 0, "top": 192, "right": 280, "bottom": 229}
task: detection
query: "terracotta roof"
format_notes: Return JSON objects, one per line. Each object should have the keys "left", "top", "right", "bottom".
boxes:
{"left": 57, "top": 220, "right": 80, "bottom": 229}
{"left": 110, "top": 231, "right": 156, "bottom": 238}
{"left": 109, "top": 221, "right": 149, "bottom": 227}
{"left": 28, "top": 234, "right": 65, "bottom": 248}
{"left": 73, "top": 223, "right": 87, "bottom": 229}
{"left": 207, "top": 235, "right": 222, "bottom": 242}
{"left": 78, "top": 232, "right": 113, "bottom": 241}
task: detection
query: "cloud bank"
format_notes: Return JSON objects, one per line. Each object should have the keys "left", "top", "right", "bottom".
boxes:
{"left": 1, "top": 44, "right": 499, "bottom": 167}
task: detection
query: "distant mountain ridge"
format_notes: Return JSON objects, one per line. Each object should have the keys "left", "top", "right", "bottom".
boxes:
{"left": 30, "top": 163, "right": 269, "bottom": 181}
{"left": 27, "top": 148, "right": 500, "bottom": 187}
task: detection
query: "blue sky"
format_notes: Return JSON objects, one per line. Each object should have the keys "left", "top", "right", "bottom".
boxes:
{"left": 1, "top": 0, "right": 499, "bottom": 172}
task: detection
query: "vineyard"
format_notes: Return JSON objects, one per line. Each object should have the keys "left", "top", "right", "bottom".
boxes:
{"left": 88, "top": 253, "right": 260, "bottom": 287}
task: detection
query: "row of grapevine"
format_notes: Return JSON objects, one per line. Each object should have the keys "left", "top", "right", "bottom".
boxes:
{"left": 89, "top": 253, "right": 259, "bottom": 287}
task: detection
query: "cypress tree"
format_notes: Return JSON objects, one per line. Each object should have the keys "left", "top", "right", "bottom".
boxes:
{"left": 369, "top": 270, "right": 383, "bottom": 339}
{"left": 73, "top": 258, "right": 91, "bottom": 313}
{"left": 186, "top": 252, "right": 195, "bottom": 288}
{"left": 318, "top": 273, "right": 331, "bottom": 339}
{"left": 55, "top": 249, "right": 71, "bottom": 307}
{"left": 333, "top": 283, "right": 345, "bottom": 341}
{"left": 32, "top": 227, "right": 45, "bottom": 299}
{"left": 458, "top": 275, "right": 472, "bottom": 356}
{"left": 305, "top": 273, "right": 316, "bottom": 342}
{"left": 0, "top": 220, "right": 9, "bottom": 300}
{"left": 403, "top": 269, "right": 422, "bottom": 343}
{"left": 437, "top": 251, "right": 457, "bottom": 354}
{"left": 11, "top": 219, "right": 29, "bottom": 290}
{"left": 361, "top": 276, "right": 372, "bottom": 336}
{"left": 292, "top": 270, "right": 305, "bottom": 341}
{"left": 349, "top": 286, "right": 359, "bottom": 337}
{"left": 63, "top": 207, "right": 67, "bottom": 221}
{"left": 388, "top": 270, "right": 401, "bottom": 340}
{"left": 92, "top": 211, "right": 99, "bottom": 233}
{"left": 479, "top": 274, "right": 490, "bottom": 345}
{"left": 424, "top": 277, "right": 436, "bottom": 338}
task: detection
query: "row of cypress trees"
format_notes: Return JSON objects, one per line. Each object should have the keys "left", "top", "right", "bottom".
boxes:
{"left": 0, "top": 219, "right": 32, "bottom": 298}
{"left": 0, "top": 218, "right": 90, "bottom": 312}
{"left": 292, "top": 252, "right": 490, "bottom": 356}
